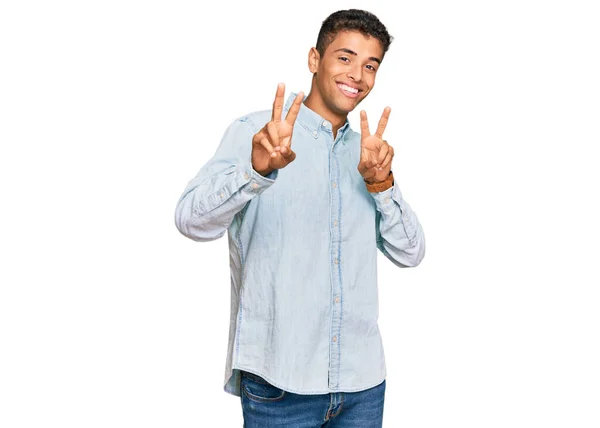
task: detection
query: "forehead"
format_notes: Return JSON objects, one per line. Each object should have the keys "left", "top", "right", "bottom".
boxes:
{"left": 325, "top": 30, "right": 384, "bottom": 59}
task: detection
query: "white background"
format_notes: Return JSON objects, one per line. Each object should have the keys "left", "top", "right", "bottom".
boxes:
{"left": 1, "top": 0, "right": 599, "bottom": 426}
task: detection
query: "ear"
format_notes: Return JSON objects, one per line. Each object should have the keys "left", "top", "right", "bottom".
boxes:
{"left": 308, "top": 47, "right": 320, "bottom": 74}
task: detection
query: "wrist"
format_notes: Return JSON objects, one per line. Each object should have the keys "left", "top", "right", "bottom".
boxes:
{"left": 258, "top": 169, "right": 274, "bottom": 177}
{"left": 253, "top": 164, "right": 275, "bottom": 177}
{"left": 364, "top": 170, "right": 391, "bottom": 184}
{"left": 364, "top": 171, "right": 394, "bottom": 192}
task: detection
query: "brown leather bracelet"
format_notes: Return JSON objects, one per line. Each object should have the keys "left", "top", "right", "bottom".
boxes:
{"left": 365, "top": 171, "right": 394, "bottom": 193}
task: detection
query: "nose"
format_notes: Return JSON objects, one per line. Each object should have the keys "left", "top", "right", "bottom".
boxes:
{"left": 347, "top": 63, "right": 362, "bottom": 83}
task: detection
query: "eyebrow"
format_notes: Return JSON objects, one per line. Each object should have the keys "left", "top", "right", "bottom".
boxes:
{"left": 334, "top": 48, "right": 381, "bottom": 65}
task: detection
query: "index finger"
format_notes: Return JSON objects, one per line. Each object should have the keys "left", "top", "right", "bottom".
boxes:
{"left": 374, "top": 106, "right": 391, "bottom": 139}
{"left": 284, "top": 91, "right": 304, "bottom": 125}
{"left": 360, "top": 110, "right": 370, "bottom": 139}
{"left": 272, "top": 83, "right": 285, "bottom": 122}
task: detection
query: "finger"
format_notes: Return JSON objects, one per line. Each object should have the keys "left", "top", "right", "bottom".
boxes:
{"left": 272, "top": 83, "right": 285, "bottom": 123}
{"left": 279, "top": 133, "right": 293, "bottom": 153}
{"left": 360, "top": 110, "right": 370, "bottom": 139}
{"left": 273, "top": 147, "right": 296, "bottom": 169}
{"left": 379, "top": 152, "right": 393, "bottom": 170}
{"left": 362, "top": 166, "right": 377, "bottom": 181}
{"left": 374, "top": 106, "right": 391, "bottom": 139}
{"left": 284, "top": 91, "right": 304, "bottom": 125}
{"left": 357, "top": 158, "right": 376, "bottom": 175}
{"left": 280, "top": 139, "right": 294, "bottom": 158}
{"left": 257, "top": 136, "right": 277, "bottom": 158}
{"left": 380, "top": 145, "right": 394, "bottom": 169}
{"left": 266, "top": 121, "right": 280, "bottom": 148}
{"left": 283, "top": 148, "right": 296, "bottom": 163}
{"left": 376, "top": 142, "right": 389, "bottom": 166}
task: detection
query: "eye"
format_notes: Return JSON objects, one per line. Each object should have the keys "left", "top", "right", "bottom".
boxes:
{"left": 339, "top": 56, "right": 350, "bottom": 62}
{"left": 366, "top": 64, "right": 377, "bottom": 71}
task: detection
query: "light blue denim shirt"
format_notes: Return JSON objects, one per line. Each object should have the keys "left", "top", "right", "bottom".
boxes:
{"left": 175, "top": 93, "right": 425, "bottom": 397}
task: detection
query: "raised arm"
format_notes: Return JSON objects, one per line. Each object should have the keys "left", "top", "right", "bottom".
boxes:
{"left": 357, "top": 106, "right": 426, "bottom": 267}
{"left": 174, "top": 84, "right": 304, "bottom": 241}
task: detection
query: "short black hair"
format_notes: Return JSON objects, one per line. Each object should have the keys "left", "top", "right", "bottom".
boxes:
{"left": 316, "top": 9, "right": 393, "bottom": 60}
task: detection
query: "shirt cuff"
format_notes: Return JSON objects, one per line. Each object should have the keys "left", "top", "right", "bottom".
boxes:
{"left": 370, "top": 184, "right": 397, "bottom": 212}
{"left": 241, "top": 164, "right": 278, "bottom": 195}
{"left": 370, "top": 183, "right": 417, "bottom": 240}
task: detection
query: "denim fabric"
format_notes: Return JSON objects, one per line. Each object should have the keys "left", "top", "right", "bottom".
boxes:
{"left": 240, "top": 370, "right": 386, "bottom": 427}
{"left": 175, "top": 93, "right": 425, "bottom": 398}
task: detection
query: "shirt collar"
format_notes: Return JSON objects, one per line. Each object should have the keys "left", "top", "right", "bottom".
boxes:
{"left": 283, "top": 92, "right": 351, "bottom": 142}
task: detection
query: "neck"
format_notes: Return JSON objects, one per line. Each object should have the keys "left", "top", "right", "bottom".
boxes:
{"left": 303, "top": 83, "right": 348, "bottom": 138}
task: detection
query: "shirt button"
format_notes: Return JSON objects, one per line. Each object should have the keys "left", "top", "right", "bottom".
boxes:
{"left": 333, "top": 220, "right": 338, "bottom": 227}
{"left": 334, "top": 258, "right": 339, "bottom": 265}
{"left": 332, "top": 335, "right": 337, "bottom": 342}
{"left": 332, "top": 182, "right": 336, "bottom": 188}
{"left": 252, "top": 182, "right": 258, "bottom": 189}
{"left": 335, "top": 296, "right": 340, "bottom": 303}
{"left": 220, "top": 191, "right": 225, "bottom": 198}
{"left": 244, "top": 172, "right": 249, "bottom": 180}
{"left": 313, "top": 130, "right": 318, "bottom": 136}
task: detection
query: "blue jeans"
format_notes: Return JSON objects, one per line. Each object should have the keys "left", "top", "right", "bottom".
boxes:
{"left": 240, "top": 370, "right": 386, "bottom": 427}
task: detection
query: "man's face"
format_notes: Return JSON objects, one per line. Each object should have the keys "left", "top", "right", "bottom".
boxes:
{"left": 310, "top": 30, "right": 384, "bottom": 115}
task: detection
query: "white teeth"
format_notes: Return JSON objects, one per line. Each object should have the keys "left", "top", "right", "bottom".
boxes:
{"left": 338, "top": 83, "right": 358, "bottom": 94}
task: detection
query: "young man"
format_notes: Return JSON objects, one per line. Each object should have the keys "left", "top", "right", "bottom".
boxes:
{"left": 175, "top": 9, "right": 425, "bottom": 427}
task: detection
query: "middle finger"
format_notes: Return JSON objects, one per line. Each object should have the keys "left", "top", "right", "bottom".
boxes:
{"left": 266, "top": 121, "right": 280, "bottom": 148}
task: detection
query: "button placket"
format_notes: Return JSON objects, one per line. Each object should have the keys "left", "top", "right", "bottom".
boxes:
{"left": 327, "top": 133, "right": 343, "bottom": 390}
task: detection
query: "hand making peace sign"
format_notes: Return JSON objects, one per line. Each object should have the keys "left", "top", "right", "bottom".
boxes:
{"left": 251, "top": 83, "right": 304, "bottom": 176}
{"left": 357, "top": 107, "right": 395, "bottom": 184}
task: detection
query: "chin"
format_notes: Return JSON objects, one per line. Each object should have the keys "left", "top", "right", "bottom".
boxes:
{"left": 340, "top": 97, "right": 363, "bottom": 113}
{"left": 332, "top": 103, "right": 353, "bottom": 115}
{"left": 342, "top": 104, "right": 357, "bottom": 113}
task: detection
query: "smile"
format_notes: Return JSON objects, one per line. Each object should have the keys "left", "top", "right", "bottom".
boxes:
{"left": 337, "top": 83, "right": 360, "bottom": 98}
